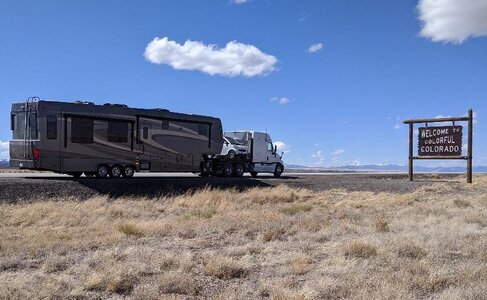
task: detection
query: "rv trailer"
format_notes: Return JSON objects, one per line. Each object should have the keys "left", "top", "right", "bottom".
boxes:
{"left": 10, "top": 98, "right": 284, "bottom": 178}
{"left": 10, "top": 98, "right": 223, "bottom": 178}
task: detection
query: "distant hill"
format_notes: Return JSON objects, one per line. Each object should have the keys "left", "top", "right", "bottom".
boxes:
{"left": 285, "top": 163, "right": 487, "bottom": 173}
{"left": 0, "top": 159, "right": 9, "bottom": 167}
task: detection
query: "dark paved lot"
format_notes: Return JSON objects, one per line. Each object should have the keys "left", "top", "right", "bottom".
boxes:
{"left": 0, "top": 173, "right": 465, "bottom": 202}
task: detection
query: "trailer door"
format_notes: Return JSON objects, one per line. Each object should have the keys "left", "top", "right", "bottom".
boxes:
{"left": 139, "top": 123, "right": 162, "bottom": 171}
{"left": 42, "top": 114, "right": 61, "bottom": 171}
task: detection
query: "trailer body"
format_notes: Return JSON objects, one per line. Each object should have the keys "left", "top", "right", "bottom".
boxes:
{"left": 9, "top": 98, "right": 223, "bottom": 177}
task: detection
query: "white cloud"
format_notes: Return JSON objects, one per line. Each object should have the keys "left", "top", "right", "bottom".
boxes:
{"left": 274, "top": 141, "right": 291, "bottom": 154}
{"left": 418, "top": 0, "right": 487, "bottom": 43}
{"left": 0, "top": 141, "right": 9, "bottom": 160}
{"left": 331, "top": 149, "right": 345, "bottom": 156}
{"left": 307, "top": 42, "right": 323, "bottom": 53}
{"left": 270, "top": 97, "right": 291, "bottom": 105}
{"left": 144, "top": 37, "right": 277, "bottom": 77}
{"left": 394, "top": 123, "right": 402, "bottom": 130}
{"left": 312, "top": 150, "right": 325, "bottom": 164}
{"left": 233, "top": 0, "right": 250, "bottom": 4}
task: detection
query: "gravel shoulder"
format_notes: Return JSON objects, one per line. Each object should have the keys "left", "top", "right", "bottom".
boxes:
{"left": 0, "top": 173, "right": 461, "bottom": 202}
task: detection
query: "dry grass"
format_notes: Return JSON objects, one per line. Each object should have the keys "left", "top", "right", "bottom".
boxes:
{"left": 0, "top": 177, "right": 487, "bottom": 299}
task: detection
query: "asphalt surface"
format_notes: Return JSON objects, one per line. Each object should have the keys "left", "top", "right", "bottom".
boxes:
{"left": 0, "top": 171, "right": 457, "bottom": 203}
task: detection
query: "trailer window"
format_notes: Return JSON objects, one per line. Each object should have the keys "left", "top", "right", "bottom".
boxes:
{"left": 29, "top": 114, "right": 38, "bottom": 140}
{"left": 71, "top": 117, "right": 93, "bottom": 144}
{"left": 12, "top": 113, "right": 38, "bottom": 140}
{"left": 198, "top": 124, "right": 209, "bottom": 137}
{"left": 161, "top": 120, "right": 169, "bottom": 130}
{"left": 108, "top": 121, "right": 128, "bottom": 143}
{"left": 47, "top": 116, "right": 57, "bottom": 140}
{"left": 143, "top": 127, "right": 149, "bottom": 139}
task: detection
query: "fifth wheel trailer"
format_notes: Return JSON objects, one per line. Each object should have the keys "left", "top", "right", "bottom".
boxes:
{"left": 9, "top": 98, "right": 284, "bottom": 178}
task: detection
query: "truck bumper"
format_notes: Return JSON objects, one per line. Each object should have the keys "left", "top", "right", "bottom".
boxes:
{"left": 10, "top": 159, "right": 37, "bottom": 169}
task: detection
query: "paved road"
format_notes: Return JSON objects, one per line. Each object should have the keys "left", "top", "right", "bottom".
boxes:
{"left": 0, "top": 171, "right": 452, "bottom": 203}
{"left": 0, "top": 171, "right": 400, "bottom": 178}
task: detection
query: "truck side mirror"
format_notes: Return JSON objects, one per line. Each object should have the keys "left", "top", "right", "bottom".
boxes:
{"left": 274, "top": 145, "right": 277, "bottom": 154}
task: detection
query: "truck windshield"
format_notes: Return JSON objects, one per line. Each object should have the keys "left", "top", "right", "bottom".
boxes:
{"left": 225, "top": 137, "right": 244, "bottom": 145}
{"left": 12, "top": 112, "right": 39, "bottom": 140}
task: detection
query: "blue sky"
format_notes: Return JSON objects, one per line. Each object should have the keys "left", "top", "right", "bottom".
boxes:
{"left": 1, "top": 0, "right": 486, "bottom": 167}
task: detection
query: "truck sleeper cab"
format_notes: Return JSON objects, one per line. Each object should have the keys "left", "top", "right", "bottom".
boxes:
{"left": 200, "top": 131, "right": 284, "bottom": 178}
{"left": 10, "top": 98, "right": 223, "bottom": 178}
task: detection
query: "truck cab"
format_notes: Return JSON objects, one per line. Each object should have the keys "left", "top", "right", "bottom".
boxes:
{"left": 224, "top": 131, "right": 284, "bottom": 177}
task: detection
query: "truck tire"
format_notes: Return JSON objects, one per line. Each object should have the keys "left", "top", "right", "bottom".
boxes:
{"left": 274, "top": 164, "right": 283, "bottom": 178}
{"left": 96, "top": 165, "right": 109, "bottom": 179}
{"left": 250, "top": 171, "right": 258, "bottom": 177}
{"left": 223, "top": 163, "right": 234, "bottom": 177}
{"left": 234, "top": 163, "right": 244, "bottom": 177}
{"left": 110, "top": 165, "right": 122, "bottom": 178}
{"left": 227, "top": 150, "right": 236, "bottom": 160}
{"left": 122, "top": 165, "right": 135, "bottom": 178}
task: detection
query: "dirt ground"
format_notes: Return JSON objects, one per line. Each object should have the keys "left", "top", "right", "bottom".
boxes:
{"left": 0, "top": 174, "right": 485, "bottom": 299}
{"left": 0, "top": 173, "right": 452, "bottom": 202}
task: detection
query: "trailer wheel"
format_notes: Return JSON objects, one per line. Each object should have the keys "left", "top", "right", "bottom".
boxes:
{"left": 234, "top": 163, "right": 244, "bottom": 177}
{"left": 110, "top": 165, "right": 122, "bottom": 178}
{"left": 274, "top": 164, "right": 283, "bottom": 178}
{"left": 250, "top": 171, "right": 258, "bottom": 177}
{"left": 122, "top": 165, "right": 135, "bottom": 178}
{"left": 223, "top": 163, "right": 234, "bottom": 177}
{"left": 96, "top": 165, "right": 109, "bottom": 178}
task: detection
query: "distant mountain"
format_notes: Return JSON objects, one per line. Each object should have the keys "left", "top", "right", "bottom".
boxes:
{"left": 285, "top": 163, "right": 487, "bottom": 173}
{"left": 0, "top": 159, "right": 9, "bottom": 167}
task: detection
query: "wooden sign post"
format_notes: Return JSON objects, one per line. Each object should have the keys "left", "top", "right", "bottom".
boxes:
{"left": 403, "top": 109, "right": 474, "bottom": 183}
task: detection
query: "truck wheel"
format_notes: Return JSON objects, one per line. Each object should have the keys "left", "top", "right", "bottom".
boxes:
{"left": 223, "top": 163, "right": 234, "bottom": 177}
{"left": 274, "top": 164, "right": 283, "bottom": 178}
{"left": 110, "top": 165, "right": 122, "bottom": 178}
{"left": 96, "top": 165, "right": 109, "bottom": 179}
{"left": 250, "top": 171, "right": 258, "bottom": 177}
{"left": 122, "top": 165, "right": 135, "bottom": 178}
{"left": 227, "top": 150, "right": 236, "bottom": 160}
{"left": 234, "top": 163, "right": 244, "bottom": 177}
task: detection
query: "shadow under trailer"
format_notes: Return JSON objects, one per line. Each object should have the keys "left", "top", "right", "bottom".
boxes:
{"left": 9, "top": 98, "right": 284, "bottom": 178}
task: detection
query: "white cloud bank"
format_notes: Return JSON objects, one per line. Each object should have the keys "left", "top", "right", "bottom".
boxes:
{"left": 312, "top": 150, "right": 325, "bottom": 164}
{"left": 274, "top": 141, "right": 291, "bottom": 154}
{"left": 144, "top": 37, "right": 277, "bottom": 77}
{"left": 307, "top": 42, "right": 323, "bottom": 53}
{"left": 418, "top": 0, "right": 487, "bottom": 43}
{"left": 0, "top": 141, "right": 9, "bottom": 160}
{"left": 331, "top": 149, "right": 345, "bottom": 156}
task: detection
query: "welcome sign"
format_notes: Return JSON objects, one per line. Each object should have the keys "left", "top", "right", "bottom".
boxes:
{"left": 418, "top": 126, "right": 463, "bottom": 156}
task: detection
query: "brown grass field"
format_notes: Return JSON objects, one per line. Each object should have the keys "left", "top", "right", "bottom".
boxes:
{"left": 0, "top": 176, "right": 486, "bottom": 299}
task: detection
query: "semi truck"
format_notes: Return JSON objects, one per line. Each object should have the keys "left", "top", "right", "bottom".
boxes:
{"left": 9, "top": 97, "right": 284, "bottom": 178}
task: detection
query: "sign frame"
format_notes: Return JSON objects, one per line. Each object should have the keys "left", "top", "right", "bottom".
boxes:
{"left": 403, "top": 109, "right": 474, "bottom": 183}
